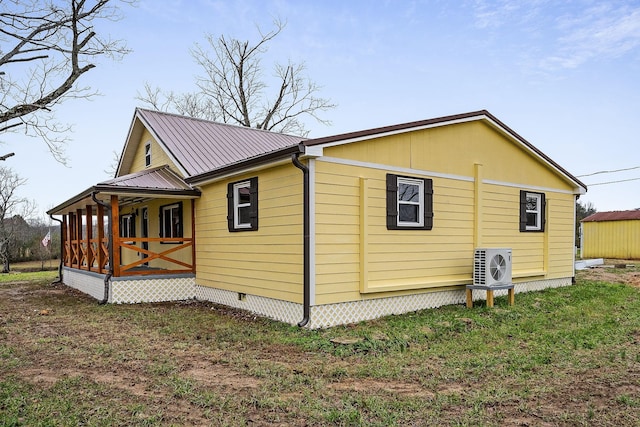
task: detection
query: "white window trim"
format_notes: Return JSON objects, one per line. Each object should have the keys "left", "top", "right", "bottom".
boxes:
{"left": 161, "top": 203, "right": 181, "bottom": 238}
{"left": 144, "top": 142, "right": 151, "bottom": 167}
{"left": 233, "top": 181, "right": 251, "bottom": 229}
{"left": 121, "top": 214, "right": 134, "bottom": 243}
{"left": 525, "top": 192, "right": 542, "bottom": 231}
{"left": 397, "top": 177, "right": 424, "bottom": 227}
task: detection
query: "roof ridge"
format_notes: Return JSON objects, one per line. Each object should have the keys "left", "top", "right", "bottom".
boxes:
{"left": 135, "top": 107, "right": 307, "bottom": 140}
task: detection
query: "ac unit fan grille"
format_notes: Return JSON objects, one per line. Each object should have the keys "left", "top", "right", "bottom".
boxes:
{"left": 473, "top": 248, "right": 512, "bottom": 287}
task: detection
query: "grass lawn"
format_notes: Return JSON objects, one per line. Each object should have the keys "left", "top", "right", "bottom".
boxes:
{"left": 1, "top": 263, "right": 639, "bottom": 426}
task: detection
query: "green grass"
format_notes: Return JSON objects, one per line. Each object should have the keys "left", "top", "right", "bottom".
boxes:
{"left": 0, "top": 269, "right": 57, "bottom": 283}
{"left": 1, "top": 268, "right": 640, "bottom": 426}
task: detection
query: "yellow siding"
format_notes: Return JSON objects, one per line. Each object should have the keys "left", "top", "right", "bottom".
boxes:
{"left": 314, "top": 120, "right": 578, "bottom": 305}
{"left": 314, "top": 160, "right": 476, "bottom": 305}
{"left": 582, "top": 220, "right": 640, "bottom": 259}
{"left": 194, "top": 164, "right": 304, "bottom": 302}
{"left": 323, "top": 121, "right": 574, "bottom": 191}
{"left": 127, "top": 129, "right": 182, "bottom": 176}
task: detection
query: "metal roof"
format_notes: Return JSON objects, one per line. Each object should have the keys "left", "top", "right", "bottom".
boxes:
{"left": 100, "top": 165, "right": 194, "bottom": 192}
{"left": 47, "top": 166, "right": 200, "bottom": 215}
{"left": 581, "top": 210, "right": 640, "bottom": 222}
{"left": 136, "top": 109, "right": 305, "bottom": 177}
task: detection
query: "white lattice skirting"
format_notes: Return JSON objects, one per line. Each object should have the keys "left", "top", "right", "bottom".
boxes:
{"left": 61, "top": 269, "right": 571, "bottom": 328}
{"left": 62, "top": 268, "right": 106, "bottom": 301}
{"left": 111, "top": 275, "right": 195, "bottom": 303}
{"left": 196, "top": 277, "right": 572, "bottom": 329}
{"left": 61, "top": 268, "right": 195, "bottom": 304}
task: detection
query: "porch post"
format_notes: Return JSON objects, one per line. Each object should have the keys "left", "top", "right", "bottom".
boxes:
{"left": 70, "top": 212, "right": 78, "bottom": 268}
{"left": 85, "top": 204, "right": 93, "bottom": 271}
{"left": 76, "top": 209, "right": 83, "bottom": 268}
{"left": 191, "top": 199, "right": 196, "bottom": 274}
{"left": 111, "top": 195, "right": 121, "bottom": 277}
{"left": 96, "top": 204, "right": 105, "bottom": 273}
{"left": 62, "top": 214, "right": 68, "bottom": 267}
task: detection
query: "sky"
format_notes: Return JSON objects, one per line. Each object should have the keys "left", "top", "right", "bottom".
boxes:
{"left": 2, "top": 0, "right": 640, "bottom": 221}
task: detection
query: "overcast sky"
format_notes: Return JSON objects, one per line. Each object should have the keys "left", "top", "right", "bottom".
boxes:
{"left": 3, "top": 0, "right": 640, "bottom": 221}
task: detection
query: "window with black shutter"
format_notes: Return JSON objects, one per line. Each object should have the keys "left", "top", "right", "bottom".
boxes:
{"left": 519, "top": 190, "right": 545, "bottom": 232}
{"left": 386, "top": 174, "right": 433, "bottom": 230}
{"left": 227, "top": 177, "right": 258, "bottom": 232}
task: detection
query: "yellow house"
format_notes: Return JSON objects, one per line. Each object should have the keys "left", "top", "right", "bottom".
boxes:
{"left": 581, "top": 210, "right": 640, "bottom": 259}
{"left": 48, "top": 109, "right": 587, "bottom": 328}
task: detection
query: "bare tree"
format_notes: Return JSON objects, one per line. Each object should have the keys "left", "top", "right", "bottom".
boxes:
{"left": 137, "top": 20, "right": 335, "bottom": 137}
{"left": 0, "top": 166, "right": 35, "bottom": 273}
{"left": 0, "top": 0, "right": 132, "bottom": 162}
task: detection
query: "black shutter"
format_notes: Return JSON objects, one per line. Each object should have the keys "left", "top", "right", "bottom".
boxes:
{"left": 227, "top": 182, "right": 234, "bottom": 232}
{"left": 424, "top": 179, "right": 434, "bottom": 230}
{"left": 386, "top": 174, "right": 398, "bottom": 230}
{"left": 519, "top": 190, "right": 527, "bottom": 232}
{"left": 248, "top": 177, "right": 259, "bottom": 231}
{"left": 176, "top": 202, "right": 183, "bottom": 237}
{"left": 540, "top": 193, "right": 546, "bottom": 232}
{"left": 131, "top": 215, "right": 136, "bottom": 238}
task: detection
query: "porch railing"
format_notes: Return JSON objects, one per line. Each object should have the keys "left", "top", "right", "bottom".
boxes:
{"left": 63, "top": 236, "right": 194, "bottom": 276}
{"left": 116, "top": 237, "right": 194, "bottom": 276}
{"left": 61, "top": 198, "right": 196, "bottom": 278}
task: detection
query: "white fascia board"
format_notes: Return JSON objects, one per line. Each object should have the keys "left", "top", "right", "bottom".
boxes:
{"left": 302, "top": 145, "right": 324, "bottom": 157}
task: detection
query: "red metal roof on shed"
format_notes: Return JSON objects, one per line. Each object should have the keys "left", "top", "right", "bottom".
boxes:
{"left": 581, "top": 210, "right": 640, "bottom": 222}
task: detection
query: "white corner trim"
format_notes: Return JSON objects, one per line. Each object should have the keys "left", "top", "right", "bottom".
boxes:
{"left": 308, "top": 158, "right": 316, "bottom": 306}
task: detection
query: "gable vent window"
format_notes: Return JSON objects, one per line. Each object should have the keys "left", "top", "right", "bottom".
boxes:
{"left": 386, "top": 174, "right": 433, "bottom": 230}
{"left": 519, "top": 190, "right": 545, "bottom": 232}
{"left": 144, "top": 142, "right": 151, "bottom": 167}
{"left": 227, "top": 177, "right": 258, "bottom": 232}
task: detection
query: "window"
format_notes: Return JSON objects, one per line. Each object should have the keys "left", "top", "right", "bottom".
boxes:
{"left": 519, "top": 191, "right": 545, "bottom": 232}
{"left": 227, "top": 177, "right": 258, "bottom": 231}
{"left": 144, "top": 142, "right": 151, "bottom": 167}
{"left": 386, "top": 174, "right": 433, "bottom": 230}
{"left": 119, "top": 214, "right": 135, "bottom": 238}
{"left": 160, "top": 202, "right": 182, "bottom": 240}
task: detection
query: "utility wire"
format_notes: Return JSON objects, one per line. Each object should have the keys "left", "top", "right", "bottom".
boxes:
{"left": 577, "top": 165, "right": 640, "bottom": 177}
{"left": 587, "top": 177, "right": 640, "bottom": 186}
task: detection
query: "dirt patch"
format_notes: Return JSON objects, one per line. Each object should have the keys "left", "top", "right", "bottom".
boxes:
{"left": 182, "top": 360, "right": 261, "bottom": 390}
{"left": 578, "top": 263, "right": 640, "bottom": 287}
{"left": 330, "top": 377, "right": 432, "bottom": 398}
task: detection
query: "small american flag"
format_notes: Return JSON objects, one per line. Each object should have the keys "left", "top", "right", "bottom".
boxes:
{"left": 41, "top": 231, "right": 51, "bottom": 247}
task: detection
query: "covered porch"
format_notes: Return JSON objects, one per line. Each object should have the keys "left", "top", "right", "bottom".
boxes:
{"left": 48, "top": 166, "right": 201, "bottom": 302}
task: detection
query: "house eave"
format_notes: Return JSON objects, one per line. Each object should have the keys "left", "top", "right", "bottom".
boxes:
{"left": 47, "top": 186, "right": 201, "bottom": 216}
{"left": 303, "top": 110, "right": 587, "bottom": 195}
{"left": 186, "top": 144, "right": 304, "bottom": 186}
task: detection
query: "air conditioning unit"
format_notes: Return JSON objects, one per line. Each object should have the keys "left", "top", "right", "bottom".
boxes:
{"left": 473, "top": 248, "right": 512, "bottom": 286}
